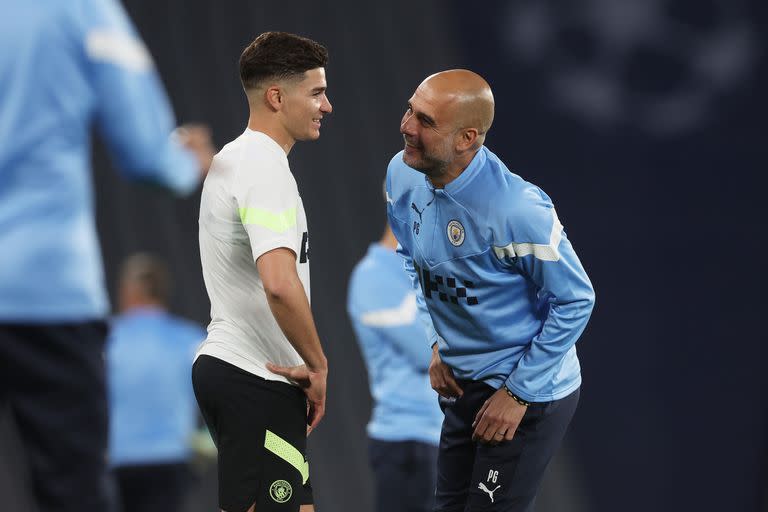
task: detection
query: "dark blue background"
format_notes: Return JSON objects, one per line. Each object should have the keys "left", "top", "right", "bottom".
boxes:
{"left": 448, "top": 2, "right": 767, "bottom": 509}
{"left": 2, "top": 1, "right": 758, "bottom": 511}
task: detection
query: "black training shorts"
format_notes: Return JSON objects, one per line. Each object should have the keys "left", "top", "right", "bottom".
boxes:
{"left": 192, "top": 355, "right": 313, "bottom": 512}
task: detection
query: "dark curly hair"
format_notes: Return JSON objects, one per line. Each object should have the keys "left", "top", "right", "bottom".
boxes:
{"left": 239, "top": 32, "right": 328, "bottom": 90}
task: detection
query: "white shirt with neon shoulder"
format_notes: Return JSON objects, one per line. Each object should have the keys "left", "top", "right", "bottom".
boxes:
{"left": 196, "top": 129, "right": 310, "bottom": 385}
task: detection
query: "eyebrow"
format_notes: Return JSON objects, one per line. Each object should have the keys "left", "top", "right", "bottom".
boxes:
{"left": 311, "top": 86, "right": 327, "bottom": 94}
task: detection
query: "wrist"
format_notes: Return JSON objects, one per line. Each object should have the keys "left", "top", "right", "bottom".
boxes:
{"left": 307, "top": 356, "right": 328, "bottom": 374}
{"left": 503, "top": 385, "right": 530, "bottom": 407}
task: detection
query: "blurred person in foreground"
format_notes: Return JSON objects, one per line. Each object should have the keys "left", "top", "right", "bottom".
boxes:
{"left": 0, "top": 1, "right": 213, "bottom": 510}
{"left": 347, "top": 217, "right": 443, "bottom": 512}
{"left": 192, "top": 32, "right": 331, "bottom": 512}
{"left": 107, "top": 254, "right": 207, "bottom": 512}
{"left": 386, "top": 69, "right": 595, "bottom": 511}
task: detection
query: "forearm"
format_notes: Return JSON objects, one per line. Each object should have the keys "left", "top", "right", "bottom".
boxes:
{"left": 508, "top": 223, "right": 595, "bottom": 398}
{"left": 265, "top": 276, "right": 327, "bottom": 372}
{"left": 505, "top": 297, "right": 593, "bottom": 400}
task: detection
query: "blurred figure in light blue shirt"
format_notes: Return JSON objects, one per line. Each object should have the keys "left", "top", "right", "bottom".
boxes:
{"left": 0, "top": 1, "right": 213, "bottom": 510}
{"left": 0, "top": 0, "right": 212, "bottom": 320}
{"left": 108, "top": 253, "right": 206, "bottom": 512}
{"left": 347, "top": 222, "right": 443, "bottom": 512}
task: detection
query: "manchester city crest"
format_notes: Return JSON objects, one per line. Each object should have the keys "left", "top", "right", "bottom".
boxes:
{"left": 269, "top": 480, "right": 293, "bottom": 503}
{"left": 447, "top": 220, "right": 465, "bottom": 246}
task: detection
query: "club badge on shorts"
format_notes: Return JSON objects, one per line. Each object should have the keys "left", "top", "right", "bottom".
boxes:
{"left": 447, "top": 220, "right": 465, "bottom": 246}
{"left": 269, "top": 480, "right": 292, "bottom": 503}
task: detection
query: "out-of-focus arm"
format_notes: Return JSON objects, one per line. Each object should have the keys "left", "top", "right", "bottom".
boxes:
{"left": 79, "top": 0, "right": 199, "bottom": 194}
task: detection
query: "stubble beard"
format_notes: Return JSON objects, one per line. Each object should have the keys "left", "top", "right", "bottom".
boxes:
{"left": 403, "top": 145, "right": 450, "bottom": 181}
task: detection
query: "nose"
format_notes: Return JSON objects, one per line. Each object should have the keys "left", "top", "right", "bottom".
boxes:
{"left": 400, "top": 110, "right": 415, "bottom": 135}
{"left": 321, "top": 95, "right": 332, "bottom": 114}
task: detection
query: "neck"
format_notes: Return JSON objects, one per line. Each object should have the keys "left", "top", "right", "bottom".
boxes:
{"left": 429, "top": 147, "right": 480, "bottom": 189}
{"left": 247, "top": 108, "right": 295, "bottom": 155}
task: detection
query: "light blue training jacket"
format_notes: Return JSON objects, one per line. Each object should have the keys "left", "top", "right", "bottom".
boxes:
{"left": 0, "top": 0, "right": 198, "bottom": 321}
{"left": 108, "top": 307, "right": 206, "bottom": 466}
{"left": 386, "top": 147, "right": 595, "bottom": 402}
{"left": 348, "top": 243, "right": 443, "bottom": 445}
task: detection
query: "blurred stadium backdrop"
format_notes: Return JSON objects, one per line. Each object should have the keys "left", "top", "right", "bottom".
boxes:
{"left": 1, "top": 0, "right": 765, "bottom": 510}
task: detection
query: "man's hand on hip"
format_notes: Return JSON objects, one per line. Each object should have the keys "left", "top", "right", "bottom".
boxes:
{"left": 267, "top": 362, "right": 327, "bottom": 433}
{"left": 471, "top": 388, "right": 527, "bottom": 444}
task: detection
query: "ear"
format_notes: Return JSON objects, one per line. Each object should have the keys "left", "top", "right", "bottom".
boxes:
{"left": 457, "top": 128, "right": 479, "bottom": 151}
{"left": 265, "top": 86, "right": 283, "bottom": 111}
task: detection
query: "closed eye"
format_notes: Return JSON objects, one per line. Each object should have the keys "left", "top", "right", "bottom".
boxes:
{"left": 417, "top": 113, "right": 435, "bottom": 128}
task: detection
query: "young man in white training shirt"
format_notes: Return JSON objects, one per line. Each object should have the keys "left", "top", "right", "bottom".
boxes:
{"left": 192, "top": 32, "right": 332, "bottom": 512}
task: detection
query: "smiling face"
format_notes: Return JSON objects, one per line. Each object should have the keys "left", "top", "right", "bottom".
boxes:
{"left": 399, "top": 70, "right": 496, "bottom": 184}
{"left": 280, "top": 68, "right": 332, "bottom": 142}
{"left": 400, "top": 84, "right": 460, "bottom": 177}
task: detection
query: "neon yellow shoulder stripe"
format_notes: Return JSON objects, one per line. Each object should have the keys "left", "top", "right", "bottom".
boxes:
{"left": 239, "top": 207, "right": 297, "bottom": 233}
{"left": 264, "top": 430, "right": 309, "bottom": 484}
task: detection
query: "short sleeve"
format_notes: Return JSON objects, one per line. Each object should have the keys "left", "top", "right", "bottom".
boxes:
{"left": 233, "top": 155, "right": 301, "bottom": 262}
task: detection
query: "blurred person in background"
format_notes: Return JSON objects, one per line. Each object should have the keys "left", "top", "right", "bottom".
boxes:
{"left": 347, "top": 217, "right": 443, "bottom": 512}
{"left": 192, "top": 32, "right": 331, "bottom": 512}
{"left": 386, "top": 69, "right": 595, "bottom": 512}
{"left": 0, "top": 0, "right": 214, "bottom": 510}
{"left": 107, "top": 254, "right": 207, "bottom": 512}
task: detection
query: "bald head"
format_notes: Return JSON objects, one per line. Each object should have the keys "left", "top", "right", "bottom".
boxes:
{"left": 419, "top": 69, "right": 495, "bottom": 140}
{"left": 400, "top": 69, "right": 495, "bottom": 184}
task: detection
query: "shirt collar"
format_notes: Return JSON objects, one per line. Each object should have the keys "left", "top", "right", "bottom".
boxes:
{"left": 121, "top": 305, "right": 166, "bottom": 318}
{"left": 442, "top": 147, "right": 487, "bottom": 195}
{"left": 369, "top": 242, "right": 397, "bottom": 258}
{"left": 244, "top": 129, "right": 289, "bottom": 164}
